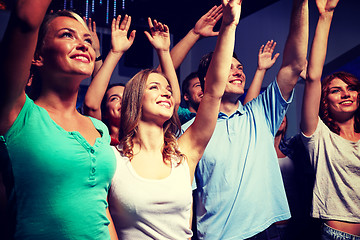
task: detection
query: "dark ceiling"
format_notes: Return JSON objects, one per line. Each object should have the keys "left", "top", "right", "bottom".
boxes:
{"left": 48, "top": 0, "right": 280, "bottom": 41}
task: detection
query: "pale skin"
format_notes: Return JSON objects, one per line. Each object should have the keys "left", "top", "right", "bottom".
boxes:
{"left": 219, "top": 0, "right": 308, "bottom": 116}
{"left": 126, "top": 0, "right": 242, "bottom": 212}
{"left": 145, "top": 18, "right": 181, "bottom": 107}
{"left": 84, "top": 17, "right": 103, "bottom": 76}
{"left": 0, "top": 0, "right": 117, "bottom": 238}
{"left": 243, "top": 40, "right": 280, "bottom": 104}
{"left": 157, "top": 5, "right": 223, "bottom": 72}
{"left": 83, "top": 15, "right": 135, "bottom": 120}
{"left": 300, "top": 0, "right": 360, "bottom": 234}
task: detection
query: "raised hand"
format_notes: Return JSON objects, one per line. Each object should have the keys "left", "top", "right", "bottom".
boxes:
{"left": 144, "top": 18, "right": 170, "bottom": 52}
{"left": 316, "top": 0, "right": 340, "bottom": 14}
{"left": 193, "top": 5, "right": 223, "bottom": 38}
{"left": 257, "top": 40, "right": 280, "bottom": 71}
{"left": 111, "top": 15, "right": 136, "bottom": 54}
{"left": 84, "top": 17, "right": 101, "bottom": 56}
{"left": 221, "top": 0, "right": 243, "bottom": 26}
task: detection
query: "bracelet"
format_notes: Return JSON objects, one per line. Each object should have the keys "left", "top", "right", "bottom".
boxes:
{"left": 95, "top": 55, "right": 102, "bottom": 62}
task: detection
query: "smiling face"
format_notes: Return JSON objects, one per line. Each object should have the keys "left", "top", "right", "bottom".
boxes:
{"left": 327, "top": 78, "right": 359, "bottom": 119}
{"left": 184, "top": 77, "right": 203, "bottom": 111}
{"left": 141, "top": 73, "right": 174, "bottom": 123}
{"left": 104, "top": 85, "right": 125, "bottom": 125}
{"left": 37, "top": 16, "right": 95, "bottom": 80}
{"left": 225, "top": 57, "right": 246, "bottom": 96}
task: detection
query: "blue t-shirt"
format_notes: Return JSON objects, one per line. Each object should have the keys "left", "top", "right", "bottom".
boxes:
{"left": 0, "top": 95, "right": 116, "bottom": 239}
{"left": 182, "top": 80, "right": 292, "bottom": 239}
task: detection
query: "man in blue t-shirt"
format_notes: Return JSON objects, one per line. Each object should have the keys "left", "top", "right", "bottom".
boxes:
{"left": 182, "top": 0, "right": 309, "bottom": 239}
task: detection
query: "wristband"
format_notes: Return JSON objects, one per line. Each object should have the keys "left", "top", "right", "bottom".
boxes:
{"left": 95, "top": 55, "right": 102, "bottom": 61}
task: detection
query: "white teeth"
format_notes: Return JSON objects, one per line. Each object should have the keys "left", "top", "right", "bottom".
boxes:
{"left": 341, "top": 101, "right": 352, "bottom": 104}
{"left": 74, "top": 56, "right": 88, "bottom": 61}
{"left": 159, "top": 102, "right": 170, "bottom": 108}
{"left": 231, "top": 80, "right": 242, "bottom": 84}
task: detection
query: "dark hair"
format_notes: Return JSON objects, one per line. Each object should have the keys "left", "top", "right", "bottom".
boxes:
{"left": 29, "top": 10, "right": 87, "bottom": 100}
{"left": 119, "top": 69, "right": 185, "bottom": 165}
{"left": 320, "top": 71, "right": 360, "bottom": 134}
{"left": 197, "top": 51, "right": 239, "bottom": 90}
{"left": 181, "top": 72, "right": 198, "bottom": 99}
{"left": 101, "top": 82, "right": 126, "bottom": 125}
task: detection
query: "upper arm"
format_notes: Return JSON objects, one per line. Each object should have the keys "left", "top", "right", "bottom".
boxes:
{"left": 0, "top": 0, "right": 50, "bottom": 134}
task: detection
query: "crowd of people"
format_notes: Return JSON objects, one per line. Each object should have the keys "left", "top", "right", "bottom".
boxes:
{"left": 0, "top": 0, "right": 359, "bottom": 239}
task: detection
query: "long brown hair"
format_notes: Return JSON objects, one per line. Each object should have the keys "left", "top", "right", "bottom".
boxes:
{"left": 320, "top": 71, "right": 360, "bottom": 134}
{"left": 119, "top": 69, "right": 185, "bottom": 165}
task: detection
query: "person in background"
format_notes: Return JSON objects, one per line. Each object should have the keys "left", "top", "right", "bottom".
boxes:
{"left": 82, "top": 15, "right": 135, "bottom": 145}
{"left": 300, "top": 0, "right": 360, "bottom": 239}
{"left": 108, "top": 1, "right": 242, "bottom": 238}
{"left": 0, "top": 0, "right": 117, "bottom": 239}
{"left": 178, "top": 72, "right": 202, "bottom": 124}
{"left": 182, "top": 0, "right": 309, "bottom": 238}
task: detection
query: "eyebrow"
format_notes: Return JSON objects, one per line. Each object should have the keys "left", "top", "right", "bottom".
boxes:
{"left": 58, "top": 28, "right": 91, "bottom": 38}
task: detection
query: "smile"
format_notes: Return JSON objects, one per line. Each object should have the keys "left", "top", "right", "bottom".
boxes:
{"left": 340, "top": 100, "right": 353, "bottom": 106}
{"left": 158, "top": 101, "right": 171, "bottom": 108}
{"left": 230, "top": 79, "right": 243, "bottom": 85}
{"left": 72, "top": 55, "right": 90, "bottom": 63}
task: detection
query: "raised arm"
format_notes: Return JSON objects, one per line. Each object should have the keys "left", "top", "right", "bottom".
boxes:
{"left": 85, "top": 18, "right": 103, "bottom": 76}
{"left": 276, "top": 0, "right": 309, "bottom": 101}
{"left": 83, "top": 15, "right": 135, "bottom": 119}
{"left": 244, "top": 40, "right": 280, "bottom": 104}
{"left": 0, "top": 0, "right": 51, "bottom": 135}
{"left": 179, "top": 0, "right": 242, "bottom": 179}
{"left": 145, "top": 18, "right": 181, "bottom": 107}
{"left": 300, "top": 0, "right": 339, "bottom": 136}
{"left": 168, "top": 5, "right": 223, "bottom": 70}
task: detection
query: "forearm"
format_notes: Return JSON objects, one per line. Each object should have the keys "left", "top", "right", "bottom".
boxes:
{"left": 277, "top": 0, "right": 308, "bottom": 100}
{"left": 244, "top": 69, "right": 266, "bottom": 104}
{"left": 206, "top": 23, "right": 237, "bottom": 97}
{"left": 157, "top": 50, "right": 181, "bottom": 106}
{"left": 84, "top": 50, "right": 123, "bottom": 113}
{"left": 169, "top": 29, "right": 200, "bottom": 70}
{"left": 307, "top": 12, "right": 334, "bottom": 82}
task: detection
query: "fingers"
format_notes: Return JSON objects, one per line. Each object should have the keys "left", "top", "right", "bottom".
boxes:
{"left": 262, "top": 40, "right": 277, "bottom": 53}
{"left": 148, "top": 18, "right": 168, "bottom": 33}
{"left": 259, "top": 45, "right": 265, "bottom": 55}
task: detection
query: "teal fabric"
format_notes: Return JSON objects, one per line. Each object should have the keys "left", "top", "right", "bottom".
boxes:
{"left": 0, "top": 95, "right": 116, "bottom": 239}
{"left": 177, "top": 106, "right": 196, "bottom": 125}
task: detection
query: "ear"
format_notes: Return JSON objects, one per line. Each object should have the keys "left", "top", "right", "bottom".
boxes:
{"left": 32, "top": 52, "right": 44, "bottom": 67}
{"left": 183, "top": 93, "right": 189, "bottom": 102}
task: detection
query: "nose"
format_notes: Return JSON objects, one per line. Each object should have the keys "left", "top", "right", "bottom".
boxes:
{"left": 77, "top": 40, "right": 89, "bottom": 52}
{"left": 341, "top": 89, "right": 351, "bottom": 98}
{"left": 162, "top": 89, "right": 171, "bottom": 98}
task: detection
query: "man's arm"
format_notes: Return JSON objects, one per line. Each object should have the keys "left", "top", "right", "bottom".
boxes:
{"left": 276, "top": 0, "right": 309, "bottom": 101}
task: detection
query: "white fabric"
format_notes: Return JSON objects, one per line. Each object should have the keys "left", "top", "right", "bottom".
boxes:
{"left": 301, "top": 118, "right": 360, "bottom": 223}
{"left": 109, "top": 146, "right": 193, "bottom": 239}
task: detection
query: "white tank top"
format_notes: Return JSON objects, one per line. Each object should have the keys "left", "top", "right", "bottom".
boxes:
{"left": 109, "top": 146, "right": 193, "bottom": 240}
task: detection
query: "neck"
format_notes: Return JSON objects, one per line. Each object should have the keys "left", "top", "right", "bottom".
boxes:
{"left": 220, "top": 97, "right": 240, "bottom": 116}
{"left": 135, "top": 121, "right": 165, "bottom": 152}
{"left": 337, "top": 117, "right": 360, "bottom": 141}
{"left": 35, "top": 88, "right": 79, "bottom": 116}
